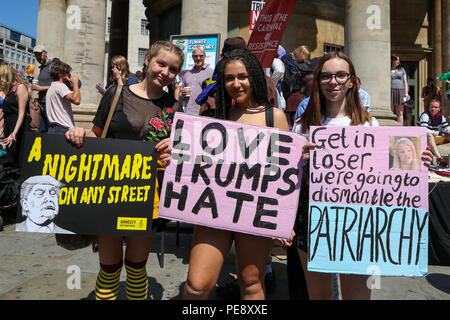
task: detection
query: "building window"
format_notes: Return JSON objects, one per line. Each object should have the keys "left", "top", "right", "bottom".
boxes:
{"left": 138, "top": 48, "right": 147, "bottom": 66}
{"left": 323, "top": 44, "right": 343, "bottom": 55}
{"left": 141, "top": 19, "right": 149, "bottom": 36}
{"left": 107, "top": 17, "right": 111, "bottom": 34}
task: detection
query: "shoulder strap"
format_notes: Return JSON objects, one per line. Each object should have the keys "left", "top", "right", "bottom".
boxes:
{"left": 265, "top": 106, "right": 274, "bottom": 128}
{"left": 101, "top": 85, "right": 123, "bottom": 138}
{"left": 5, "top": 82, "right": 21, "bottom": 100}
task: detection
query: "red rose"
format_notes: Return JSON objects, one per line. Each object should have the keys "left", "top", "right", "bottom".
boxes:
{"left": 150, "top": 117, "right": 165, "bottom": 131}
{"left": 166, "top": 107, "right": 174, "bottom": 113}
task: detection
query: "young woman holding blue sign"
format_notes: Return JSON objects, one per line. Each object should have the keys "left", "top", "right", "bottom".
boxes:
{"left": 292, "top": 52, "right": 432, "bottom": 300}
{"left": 65, "top": 41, "right": 184, "bottom": 300}
{"left": 183, "top": 48, "right": 291, "bottom": 300}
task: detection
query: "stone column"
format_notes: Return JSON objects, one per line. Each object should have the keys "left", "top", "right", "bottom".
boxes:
{"left": 64, "top": 0, "right": 107, "bottom": 107}
{"left": 181, "top": 0, "right": 228, "bottom": 52}
{"left": 443, "top": 0, "right": 450, "bottom": 73}
{"left": 442, "top": 0, "right": 450, "bottom": 115}
{"left": 35, "top": 0, "right": 66, "bottom": 62}
{"left": 345, "top": 0, "right": 393, "bottom": 124}
{"left": 432, "top": 0, "right": 442, "bottom": 79}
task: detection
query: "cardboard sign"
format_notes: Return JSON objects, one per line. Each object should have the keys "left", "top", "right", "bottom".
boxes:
{"left": 307, "top": 126, "right": 429, "bottom": 276}
{"left": 247, "top": 0, "right": 297, "bottom": 68}
{"left": 171, "top": 34, "right": 220, "bottom": 71}
{"left": 158, "top": 113, "right": 307, "bottom": 239}
{"left": 250, "top": 1, "right": 266, "bottom": 33}
{"left": 17, "top": 133, "right": 157, "bottom": 235}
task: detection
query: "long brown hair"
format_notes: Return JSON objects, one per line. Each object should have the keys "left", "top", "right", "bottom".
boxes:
{"left": 296, "top": 52, "right": 370, "bottom": 132}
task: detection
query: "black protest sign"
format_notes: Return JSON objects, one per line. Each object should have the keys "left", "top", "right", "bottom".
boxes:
{"left": 17, "top": 133, "right": 157, "bottom": 235}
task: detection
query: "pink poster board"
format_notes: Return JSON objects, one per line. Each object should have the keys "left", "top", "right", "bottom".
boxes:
{"left": 158, "top": 113, "right": 307, "bottom": 239}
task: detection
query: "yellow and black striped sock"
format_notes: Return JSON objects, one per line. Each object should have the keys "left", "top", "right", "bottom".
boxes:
{"left": 95, "top": 261, "right": 123, "bottom": 300}
{"left": 125, "top": 259, "right": 148, "bottom": 300}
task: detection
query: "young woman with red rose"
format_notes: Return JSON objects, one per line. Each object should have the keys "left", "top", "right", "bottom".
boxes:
{"left": 65, "top": 41, "right": 184, "bottom": 300}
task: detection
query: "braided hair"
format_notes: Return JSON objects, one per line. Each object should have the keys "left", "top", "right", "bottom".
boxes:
{"left": 215, "top": 48, "right": 269, "bottom": 120}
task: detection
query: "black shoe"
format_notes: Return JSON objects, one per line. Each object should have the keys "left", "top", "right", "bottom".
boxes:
{"left": 264, "top": 270, "right": 276, "bottom": 294}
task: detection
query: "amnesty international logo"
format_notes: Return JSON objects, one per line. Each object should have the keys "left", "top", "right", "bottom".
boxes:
{"left": 117, "top": 217, "right": 147, "bottom": 231}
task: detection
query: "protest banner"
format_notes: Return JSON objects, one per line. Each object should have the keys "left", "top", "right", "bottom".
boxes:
{"left": 158, "top": 113, "right": 307, "bottom": 240}
{"left": 247, "top": 0, "right": 297, "bottom": 68}
{"left": 17, "top": 133, "right": 158, "bottom": 235}
{"left": 171, "top": 33, "right": 220, "bottom": 71}
{"left": 307, "top": 126, "right": 429, "bottom": 276}
{"left": 250, "top": 1, "right": 266, "bottom": 33}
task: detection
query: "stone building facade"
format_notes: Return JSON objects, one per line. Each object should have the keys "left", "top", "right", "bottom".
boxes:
{"left": 35, "top": 0, "right": 450, "bottom": 126}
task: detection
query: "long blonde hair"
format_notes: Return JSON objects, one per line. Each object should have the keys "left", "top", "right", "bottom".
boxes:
{"left": 0, "top": 63, "right": 22, "bottom": 94}
{"left": 392, "top": 138, "right": 421, "bottom": 171}
{"left": 292, "top": 45, "right": 310, "bottom": 63}
{"left": 111, "top": 55, "right": 133, "bottom": 85}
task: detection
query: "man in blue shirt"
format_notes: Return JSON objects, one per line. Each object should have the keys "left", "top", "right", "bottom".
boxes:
{"left": 356, "top": 77, "right": 371, "bottom": 112}
{"left": 294, "top": 58, "right": 319, "bottom": 120}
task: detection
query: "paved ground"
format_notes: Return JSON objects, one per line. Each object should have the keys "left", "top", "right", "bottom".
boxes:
{"left": 0, "top": 216, "right": 449, "bottom": 301}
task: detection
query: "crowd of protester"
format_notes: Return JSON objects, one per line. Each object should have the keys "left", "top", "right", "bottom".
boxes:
{"left": 0, "top": 34, "right": 444, "bottom": 301}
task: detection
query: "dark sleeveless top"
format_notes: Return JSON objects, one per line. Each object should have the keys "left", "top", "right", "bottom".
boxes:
{"left": 3, "top": 83, "right": 31, "bottom": 164}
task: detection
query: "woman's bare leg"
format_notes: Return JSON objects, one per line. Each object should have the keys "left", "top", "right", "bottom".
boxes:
{"left": 339, "top": 273, "right": 371, "bottom": 300}
{"left": 183, "top": 226, "right": 234, "bottom": 300}
{"left": 234, "top": 233, "right": 274, "bottom": 300}
{"left": 97, "top": 235, "right": 124, "bottom": 264}
{"left": 124, "top": 235, "right": 154, "bottom": 263}
{"left": 396, "top": 105, "right": 404, "bottom": 124}
{"left": 297, "top": 249, "right": 333, "bottom": 300}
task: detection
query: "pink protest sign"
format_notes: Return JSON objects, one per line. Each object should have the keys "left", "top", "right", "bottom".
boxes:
{"left": 158, "top": 113, "right": 307, "bottom": 239}
{"left": 308, "top": 126, "right": 429, "bottom": 276}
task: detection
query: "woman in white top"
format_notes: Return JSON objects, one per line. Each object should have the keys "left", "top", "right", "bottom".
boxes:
{"left": 292, "top": 52, "right": 431, "bottom": 300}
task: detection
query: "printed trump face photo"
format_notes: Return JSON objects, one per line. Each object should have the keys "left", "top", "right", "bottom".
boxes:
{"left": 17, "top": 175, "right": 73, "bottom": 234}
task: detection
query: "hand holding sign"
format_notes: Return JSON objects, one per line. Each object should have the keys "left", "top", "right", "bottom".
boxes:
{"left": 65, "top": 127, "right": 87, "bottom": 148}
{"left": 155, "top": 137, "right": 172, "bottom": 167}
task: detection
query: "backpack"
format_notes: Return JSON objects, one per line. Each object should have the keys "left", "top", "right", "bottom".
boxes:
{"left": 0, "top": 160, "right": 20, "bottom": 208}
{"left": 280, "top": 55, "right": 301, "bottom": 100}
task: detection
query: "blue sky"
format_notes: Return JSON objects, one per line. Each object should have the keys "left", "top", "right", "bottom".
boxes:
{"left": 0, "top": 0, "right": 39, "bottom": 38}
